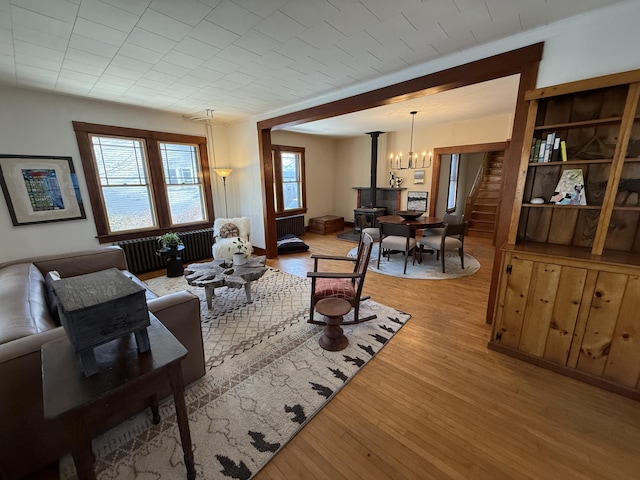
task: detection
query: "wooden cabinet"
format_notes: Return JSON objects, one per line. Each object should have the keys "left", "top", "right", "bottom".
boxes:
{"left": 490, "top": 70, "right": 640, "bottom": 399}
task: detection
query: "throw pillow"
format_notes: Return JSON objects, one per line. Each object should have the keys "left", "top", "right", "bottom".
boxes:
{"left": 219, "top": 222, "right": 239, "bottom": 238}
{"left": 44, "top": 271, "right": 61, "bottom": 325}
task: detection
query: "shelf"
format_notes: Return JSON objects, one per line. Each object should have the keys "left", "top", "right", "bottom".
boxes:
{"left": 507, "top": 241, "right": 640, "bottom": 268}
{"left": 534, "top": 116, "right": 623, "bottom": 131}
{"left": 527, "top": 159, "right": 612, "bottom": 167}
{"left": 522, "top": 203, "right": 600, "bottom": 209}
{"left": 613, "top": 205, "right": 640, "bottom": 211}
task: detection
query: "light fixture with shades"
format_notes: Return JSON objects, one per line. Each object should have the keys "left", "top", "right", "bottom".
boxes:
{"left": 389, "top": 111, "right": 431, "bottom": 170}
{"left": 214, "top": 168, "right": 232, "bottom": 217}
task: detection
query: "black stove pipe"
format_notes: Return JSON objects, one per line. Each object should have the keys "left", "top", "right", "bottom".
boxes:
{"left": 365, "top": 131, "right": 383, "bottom": 207}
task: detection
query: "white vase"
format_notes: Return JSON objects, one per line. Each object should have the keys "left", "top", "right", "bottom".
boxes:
{"left": 233, "top": 252, "right": 247, "bottom": 266}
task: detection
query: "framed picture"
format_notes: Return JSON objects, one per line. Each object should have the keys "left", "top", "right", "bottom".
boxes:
{"left": 0, "top": 155, "right": 86, "bottom": 226}
{"left": 407, "top": 191, "right": 428, "bottom": 212}
{"left": 413, "top": 170, "right": 425, "bottom": 184}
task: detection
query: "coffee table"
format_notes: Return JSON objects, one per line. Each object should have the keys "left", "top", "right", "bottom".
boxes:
{"left": 184, "top": 256, "right": 268, "bottom": 309}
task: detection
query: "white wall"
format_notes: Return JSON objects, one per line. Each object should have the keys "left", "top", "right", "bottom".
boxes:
{"left": 0, "top": 87, "right": 219, "bottom": 262}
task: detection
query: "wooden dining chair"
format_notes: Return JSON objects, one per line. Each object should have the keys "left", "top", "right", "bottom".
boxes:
{"left": 377, "top": 222, "right": 416, "bottom": 274}
{"left": 419, "top": 221, "right": 468, "bottom": 273}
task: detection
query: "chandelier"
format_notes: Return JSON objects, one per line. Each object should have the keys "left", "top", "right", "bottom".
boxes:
{"left": 389, "top": 111, "right": 431, "bottom": 170}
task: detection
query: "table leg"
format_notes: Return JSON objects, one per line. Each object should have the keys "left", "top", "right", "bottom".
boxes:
{"left": 244, "top": 282, "right": 252, "bottom": 303}
{"left": 205, "top": 285, "right": 214, "bottom": 309}
{"left": 168, "top": 365, "right": 196, "bottom": 480}
{"left": 149, "top": 393, "right": 160, "bottom": 424}
{"left": 64, "top": 413, "right": 97, "bottom": 480}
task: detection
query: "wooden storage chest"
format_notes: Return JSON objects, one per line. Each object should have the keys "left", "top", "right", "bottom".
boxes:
{"left": 309, "top": 215, "right": 344, "bottom": 235}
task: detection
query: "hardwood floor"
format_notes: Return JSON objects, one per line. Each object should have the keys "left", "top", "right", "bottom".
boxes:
{"left": 256, "top": 231, "right": 640, "bottom": 480}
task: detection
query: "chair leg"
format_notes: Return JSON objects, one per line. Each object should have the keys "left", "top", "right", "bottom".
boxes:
{"left": 441, "top": 249, "right": 446, "bottom": 273}
{"left": 460, "top": 247, "right": 465, "bottom": 269}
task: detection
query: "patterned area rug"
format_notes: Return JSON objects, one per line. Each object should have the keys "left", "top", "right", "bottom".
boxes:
{"left": 348, "top": 245, "right": 480, "bottom": 280}
{"left": 60, "top": 268, "right": 410, "bottom": 480}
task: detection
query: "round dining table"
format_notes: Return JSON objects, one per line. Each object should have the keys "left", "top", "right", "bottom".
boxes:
{"left": 376, "top": 214, "right": 443, "bottom": 231}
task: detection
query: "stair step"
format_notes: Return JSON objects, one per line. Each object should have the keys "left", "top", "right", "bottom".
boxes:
{"left": 477, "top": 190, "right": 500, "bottom": 198}
{"left": 488, "top": 168, "right": 502, "bottom": 175}
{"left": 481, "top": 182, "right": 501, "bottom": 191}
{"left": 467, "top": 229, "right": 494, "bottom": 239}
{"left": 483, "top": 175, "right": 502, "bottom": 183}
{"left": 470, "top": 211, "right": 496, "bottom": 221}
{"left": 473, "top": 203, "right": 498, "bottom": 212}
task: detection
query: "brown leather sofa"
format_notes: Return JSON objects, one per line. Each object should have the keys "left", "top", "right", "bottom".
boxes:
{"left": 0, "top": 246, "right": 205, "bottom": 480}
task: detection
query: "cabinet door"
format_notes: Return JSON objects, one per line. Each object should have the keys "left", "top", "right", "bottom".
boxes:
{"left": 496, "top": 256, "right": 587, "bottom": 365}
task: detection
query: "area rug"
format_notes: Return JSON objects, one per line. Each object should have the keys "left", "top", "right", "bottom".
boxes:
{"left": 59, "top": 268, "right": 410, "bottom": 480}
{"left": 336, "top": 229, "right": 360, "bottom": 242}
{"left": 348, "top": 244, "right": 480, "bottom": 280}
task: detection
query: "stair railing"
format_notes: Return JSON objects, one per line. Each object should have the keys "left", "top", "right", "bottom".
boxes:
{"left": 465, "top": 152, "right": 489, "bottom": 212}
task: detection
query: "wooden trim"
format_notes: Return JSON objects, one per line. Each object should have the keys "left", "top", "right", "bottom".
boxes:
{"left": 72, "top": 122, "right": 213, "bottom": 242}
{"left": 258, "top": 44, "right": 544, "bottom": 259}
{"left": 525, "top": 69, "right": 640, "bottom": 100}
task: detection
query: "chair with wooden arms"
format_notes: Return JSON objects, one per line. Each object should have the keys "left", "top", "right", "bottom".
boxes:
{"left": 419, "top": 221, "right": 468, "bottom": 273}
{"left": 307, "top": 232, "right": 376, "bottom": 325}
{"left": 377, "top": 222, "right": 417, "bottom": 274}
{"left": 418, "top": 213, "right": 463, "bottom": 262}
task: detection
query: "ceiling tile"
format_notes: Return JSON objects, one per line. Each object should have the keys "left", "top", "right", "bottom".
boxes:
{"left": 118, "top": 42, "right": 165, "bottom": 64}
{"left": 206, "top": 0, "right": 262, "bottom": 35}
{"left": 100, "top": 0, "right": 152, "bottom": 17}
{"left": 187, "top": 66, "right": 224, "bottom": 82}
{"left": 140, "top": 70, "right": 180, "bottom": 85}
{"left": 58, "top": 67, "right": 99, "bottom": 84}
{"left": 78, "top": 0, "right": 138, "bottom": 33}
{"left": 215, "top": 44, "right": 259, "bottom": 65}
{"left": 73, "top": 17, "right": 128, "bottom": 46}
{"left": 151, "top": 59, "right": 191, "bottom": 77}
{"left": 335, "top": 31, "right": 380, "bottom": 57}
{"left": 231, "top": 30, "right": 280, "bottom": 56}
{"left": 279, "top": 0, "right": 338, "bottom": 28}
{"left": 230, "top": 0, "right": 288, "bottom": 19}
{"left": 127, "top": 27, "right": 177, "bottom": 54}
{"left": 68, "top": 33, "right": 119, "bottom": 57}
{"left": 201, "top": 56, "right": 241, "bottom": 74}
{"left": 11, "top": 0, "right": 78, "bottom": 24}
{"left": 61, "top": 58, "right": 106, "bottom": 76}
{"left": 324, "top": 2, "right": 380, "bottom": 37}
{"left": 103, "top": 64, "right": 145, "bottom": 80}
{"left": 254, "top": 11, "right": 306, "bottom": 43}
{"left": 149, "top": 0, "right": 212, "bottom": 27}
{"left": 0, "top": 10, "right": 9, "bottom": 29}
{"left": 296, "top": 22, "right": 344, "bottom": 49}
{"left": 111, "top": 54, "right": 153, "bottom": 73}
{"left": 189, "top": 19, "right": 239, "bottom": 49}
{"left": 137, "top": 8, "right": 192, "bottom": 42}
{"left": 10, "top": 5, "right": 73, "bottom": 39}
{"left": 174, "top": 36, "right": 219, "bottom": 61}
{"left": 12, "top": 24, "right": 69, "bottom": 51}
{"left": 162, "top": 50, "right": 203, "bottom": 69}
{"left": 275, "top": 37, "right": 319, "bottom": 61}
{"left": 95, "top": 74, "right": 136, "bottom": 87}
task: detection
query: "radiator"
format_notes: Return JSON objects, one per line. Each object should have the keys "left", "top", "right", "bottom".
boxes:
{"left": 114, "top": 227, "right": 213, "bottom": 274}
{"left": 276, "top": 214, "right": 305, "bottom": 238}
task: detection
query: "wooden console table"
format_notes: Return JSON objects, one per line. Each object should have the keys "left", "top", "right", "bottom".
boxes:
{"left": 42, "top": 315, "right": 196, "bottom": 480}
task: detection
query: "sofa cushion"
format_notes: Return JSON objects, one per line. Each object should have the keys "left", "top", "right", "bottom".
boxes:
{"left": 44, "top": 270, "right": 61, "bottom": 325}
{"left": 0, "top": 263, "right": 57, "bottom": 345}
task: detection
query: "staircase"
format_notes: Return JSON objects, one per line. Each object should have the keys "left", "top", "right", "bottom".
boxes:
{"left": 465, "top": 152, "right": 503, "bottom": 239}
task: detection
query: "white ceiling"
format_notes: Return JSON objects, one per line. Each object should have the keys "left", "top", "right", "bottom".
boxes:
{"left": 0, "top": 0, "right": 627, "bottom": 128}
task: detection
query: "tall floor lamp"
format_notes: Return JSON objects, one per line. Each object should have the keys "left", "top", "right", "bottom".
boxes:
{"left": 214, "top": 168, "right": 232, "bottom": 217}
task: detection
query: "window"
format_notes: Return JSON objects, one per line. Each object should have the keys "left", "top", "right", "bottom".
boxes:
{"left": 74, "top": 122, "right": 213, "bottom": 242}
{"left": 272, "top": 145, "right": 306, "bottom": 216}
{"left": 446, "top": 153, "right": 460, "bottom": 213}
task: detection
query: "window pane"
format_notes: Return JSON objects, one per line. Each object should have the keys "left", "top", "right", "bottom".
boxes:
{"left": 91, "top": 135, "right": 156, "bottom": 232}
{"left": 283, "top": 184, "right": 301, "bottom": 210}
{"left": 167, "top": 185, "right": 206, "bottom": 224}
{"left": 159, "top": 142, "right": 207, "bottom": 225}
{"left": 447, "top": 154, "right": 460, "bottom": 211}
{"left": 102, "top": 186, "right": 155, "bottom": 232}
{"left": 281, "top": 152, "right": 300, "bottom": 181}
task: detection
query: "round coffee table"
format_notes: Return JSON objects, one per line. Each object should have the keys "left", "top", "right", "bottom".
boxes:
{"left": 315, "top": 298, "right": 352, "bottom": 351}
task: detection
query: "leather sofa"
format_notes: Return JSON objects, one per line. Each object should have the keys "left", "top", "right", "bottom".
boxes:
{"left": 0, "top": 246, "right": 205, "bottom": 480}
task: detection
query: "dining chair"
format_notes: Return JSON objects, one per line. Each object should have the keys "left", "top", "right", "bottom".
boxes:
{"left": 307, "top": 232, "right": 376, "bottom": 325}
{"left": 377, "top": 222, "right": 416, "bottom": 274}
{"left": 419, "top": 221, "right": 468, "bottom": 273}
{"left": 420, "top": 212, "right": 463, "bottom": 238}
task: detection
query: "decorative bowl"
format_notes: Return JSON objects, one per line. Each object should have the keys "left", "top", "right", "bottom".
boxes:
{"left": 396, "top": 210, "right": 424, "bottom": 221}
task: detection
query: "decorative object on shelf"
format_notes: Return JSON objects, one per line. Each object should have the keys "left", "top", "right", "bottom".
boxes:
{"left": 395, "top": 177, "right": 403, "bottom": 188}
{"left": 0, "top": 154, "right": 86, "bottom": 226}
{"left": 550, "top": 169, "right": 586, "bottom": 205}
{"left": 389, "top": 171, "right": 394, "bottom": 187}
{"left": 388, "top": 111, "right": 430, "bottom": 170}
{"left": 214, "top": 168, "right": 232, "bottom": 217}
{"left": 530, "top": 197, "right": 545, "bottom": 204}
{"left": 396, "top": 210, "right": 423, "bottom": 220}
{"left": 157, "top": 231, "right": 182, "bottom": 249}
{"left": 407, "top": 191, "right": 428, "bottom": 211}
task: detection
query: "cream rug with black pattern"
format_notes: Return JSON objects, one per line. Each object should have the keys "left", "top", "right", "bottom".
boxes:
{"left": 60, "top": 267, "right": 410, "bottom": 480}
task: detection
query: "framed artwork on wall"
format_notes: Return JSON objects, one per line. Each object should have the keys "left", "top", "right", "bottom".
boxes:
{"left": 413, "top": 170, "right": 425, "bottom": 184}
{"left": 0, "top": 155, "right": 86, "bottom": 226}
{"left": 407, "top": 191, "right": 428, "bottom": 212}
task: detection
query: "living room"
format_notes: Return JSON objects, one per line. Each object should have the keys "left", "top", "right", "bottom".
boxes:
{"left": 2, "top": 1, "right": 640, "bottom": 479}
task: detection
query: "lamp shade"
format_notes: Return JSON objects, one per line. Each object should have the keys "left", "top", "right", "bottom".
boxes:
{"left": 214, "top": 168, "right": 232, "bottom": 178}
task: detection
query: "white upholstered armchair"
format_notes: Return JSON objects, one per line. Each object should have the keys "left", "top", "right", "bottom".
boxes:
{"left": 212, "top": 217, "right": 253, "bottom": 260}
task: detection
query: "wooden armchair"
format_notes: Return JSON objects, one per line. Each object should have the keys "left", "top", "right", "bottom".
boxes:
{"left": 307, "top": 233, "right": 376, "bottom": 325}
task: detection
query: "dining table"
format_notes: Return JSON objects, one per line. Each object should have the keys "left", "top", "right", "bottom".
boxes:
{"left": 376, "top": 214, "right": 444, "bottom": 263}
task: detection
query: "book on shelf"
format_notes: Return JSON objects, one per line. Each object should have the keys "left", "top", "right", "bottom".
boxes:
{"left": 560, "top": 140, "right": 567, "bottom": 162}
{"left": 550, "top": 169, "right": 586, "bottom": 205}
{"left": 550, "top": 136, "right": 561, "bottom": 162}
{"left": 530, "top": 139, "right": 542, "bottom": 162}
{"left": 538, "top": 140, "right": 547, "bottom": 162}
{"left": 543, "top": 133, "right": 555, "bottom": 162}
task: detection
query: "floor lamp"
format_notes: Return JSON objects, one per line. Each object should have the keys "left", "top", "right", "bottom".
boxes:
{"left": 214, "top": 168, "right": 232, "bottom": 217}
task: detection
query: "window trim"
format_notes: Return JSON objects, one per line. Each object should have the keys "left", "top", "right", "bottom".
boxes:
{"left": 73, "top": 122, "right": 214, "bottom": 242}
{"left": 272, "top": 145, "right": 307, "bottom": 217}
{"left": 446, "top": 153, "right": 460, "bottom": 214}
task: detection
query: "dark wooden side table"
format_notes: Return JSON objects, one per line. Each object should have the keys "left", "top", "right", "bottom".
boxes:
{"left": 42, "top": 315, "right": 196, "bottom": 480}
{"left": 315, "top": 298, "right": 352, "bottom": 351}
{"left": 158, "top": 245, "right": 185, "bottom": 277}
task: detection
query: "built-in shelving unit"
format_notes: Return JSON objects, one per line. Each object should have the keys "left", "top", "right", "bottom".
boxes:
{"left": 490, "top": 70, "right": 640, "bottom": 400}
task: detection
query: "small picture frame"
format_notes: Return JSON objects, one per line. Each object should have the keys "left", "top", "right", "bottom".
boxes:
{"left": 413, "top": 170, "right": 425, "bottom": 184}
{"left": 0, "top": 155, "right": 86, "bottom": 226}
{"left": 407, "top": 191, "right": 428, "bottom": 212}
